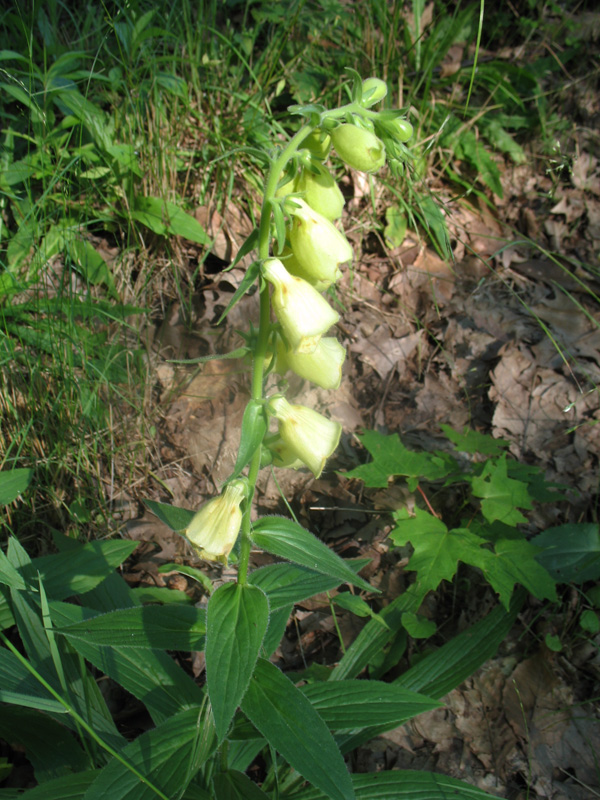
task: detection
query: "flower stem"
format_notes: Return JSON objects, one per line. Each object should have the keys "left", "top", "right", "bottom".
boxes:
{"left": 237, "top": 122, "right": 315, "bottom": 585}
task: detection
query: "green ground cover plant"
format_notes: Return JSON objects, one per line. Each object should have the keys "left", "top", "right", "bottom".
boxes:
{"left": 2, "top": 0, "right": 599, "bottom": 796}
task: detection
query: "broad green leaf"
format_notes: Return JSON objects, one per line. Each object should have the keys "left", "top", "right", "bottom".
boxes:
{"left": 206, "top": 582, "right": 269, "bottom": 741}
{"left": 248, "top": 560, "right": 370, "bottom": 611}
{"left": 531, "top": 523, "right": 600, "bottom": 583}
{"left": 440, "top": 424, "right": 509, "bottom": 456}
{"left": 83, "top": 705, "right": 217, "bottom": 800}
{"left": 287, "top": 769, "right": 502, "bottom": 799}
{"left": 131, "top": 196, "right": 210, "bottom": 244}
{"left": 51, "top": 601, "right": 205, "bottom": 724}
{"left": 0, "top": 468, "right": 32, "bottom": 505}
{"left": 130, "top": 586, "right": 193, "bottom": 605}
{"left": 476, "top": 538, "right": 557, "bottom": 607}
{"left": 390, "top": 508, "right": 486, "bottom": 594}
{"left": 213, "top": 770, "right": 270, "bottom": 800}
{"left": 0, "top": 707, "right": 88, "bottom": 782}
{"left": 344, "top": 430, "right": 454, "bottom": 489}
{"left": 300, "top": 680, "right": 441, "bottom": 732}
{"left": 20, "top": 770, "right": 98, "bottom": 800}
{"left": 470, "top": 456, "right": 532, "bottom": 525}
{"left": 333, "top": 593, "right": 383, "bottom": 622}
{"left": 483, "top": 118, "right": 526, "bottom": 165}
{"left": 251, "top": 516, "right": 373, "bottom": 592}
{"left": 241, "top": 658, "right": 355, "bottom": 800}
{"left": 144, "top": 499, "right": 194, "bottom": 532}
{"left": 55, "top": 604, "right": 206, "bottom": 650}
{"left": 228, "top": 400, "right": 267, "bottom": 481}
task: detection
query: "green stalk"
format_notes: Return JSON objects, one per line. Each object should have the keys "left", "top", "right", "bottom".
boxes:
{"left": 237, "top": 123, "right": 313, "bottom": 585}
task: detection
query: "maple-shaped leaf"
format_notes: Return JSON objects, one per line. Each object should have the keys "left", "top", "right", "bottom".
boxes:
{"left": 345, "top": 430, "right": 455, "bottom": 489}
{"left": 476, "top": 538, "right": 557, "bottom": 609}
{"left": 390, "top": 507, "right": 487, "bottom": 594}
{"left": 440, "top": 424, "right": 509, "bottom": 456}
{"left": 470, "top": 455, "right": 532, "bottom": 525}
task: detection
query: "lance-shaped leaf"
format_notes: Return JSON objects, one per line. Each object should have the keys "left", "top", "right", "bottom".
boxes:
{"left": 251, "top": 516, "right": 373, "bottom": 592}
{"left": 206, "top": 582, "right": 269, "bottom": 741}
{"left": 228, "top": 400, "right": 267, "bottom": 481}
{"left": 241, "top": 658, "right": 355, "bottom": 800}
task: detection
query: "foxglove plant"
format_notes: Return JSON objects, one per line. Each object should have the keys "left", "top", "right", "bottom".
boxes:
{"left": 135, "top": 70, "right": 505, "bottom": 800}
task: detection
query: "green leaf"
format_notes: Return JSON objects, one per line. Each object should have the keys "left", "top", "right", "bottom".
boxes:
{"left": 416, "top": 195, "right": 451, "bottom": 258}
{"left": 440, "top": 424, "right": 509, "bottom": 456}
{"left": 483, "top": 118, "right": 526, "bottom": 165}
{"left": 206, "top": 582, "right": 269, "bottom": 741}
{"left": 249, "top": 561, "right": 370, "bottom": 611}
{"left": 333, "top": 593, "right": 375, "bottom": 619}
{"left": 300, "top": 680, "right": 440, "bottom": 732}
{"left": 225, "top": 227, "right": 259, "bottom": 271}
{"left": 251, "top": 516, "right": 373, "bottom": 592}
{"left": 531, "top": 523, "right": 600, "bottom": 583}
{"left": 262, "top": 604, "right": 291, "bottom": 656}
{"left": 390, "top": 508, "right": 486, "bottom": 594}
{"left": 217, "top": 260, "right": 260, "bottom": 325}
{"left": 401, "top": 612, "right": 436, "bottom": 639}
{"left": 331, "top": 585, "right": 423, "bottom": 681}
{"left": 228, "top": 400, "right": 267, "bottom": 481}
{"left": 0, "top": 468, "right": 32, "bottom": 504}
{"left": 131, "top": 196, "right": 210, "bottom": 244}
{"left": 213, "top": 770, "right": 270, "bottom": 800}
{"left": 470, "top": 456, "right": 533, "bottom": 525}
{"left": 240, "top": 658, "right": 355, "bottom": 800}
{"left": 67, "top": 238, "right": 116, "bottom": 296}
{"left": 51, "top": 601, "right": 206, "bottom": 724}
{"left": 0, "top": 648, "right": 66, "bottom": 713}
{"left": 144, "top": 499, "right": 194, "bottom": 532}
{"left": 83, "top": 705, "right": 217, "bottom": 800}
{"left": 344, "top": 430, "right": 454, "bottom": 489}
{"left": 0, "top": 547, "right": 27, "bottom": 590}
{"left": 383, "top": 206, "right": 407, "bottom": 249}
{"left": 19, "top": 770, "right": 98, "bottom": 800}
{"left": 286, "top": 770, "right": 503, "bottom": 799}
{"left": 476, "top": 538, "right": 557, "bottom": 607}
{"left": 55, "top": 604, "right": 206, "bottom": 650}
{"left": 0, "top": 707, "right": 88, "bottom": 783}
{"left": 580, "top": 609, "right": 600, "bottom": 634}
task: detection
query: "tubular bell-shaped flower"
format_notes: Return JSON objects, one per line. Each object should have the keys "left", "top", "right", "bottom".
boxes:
{"left": 331, "top": 124, "right": 386, "bottom": 173}
{"left": 267, "top": 395, "right": 342, "bottom": 478}
{"left": 288, "top": 198, "right": 352, "bottom": 288}
{"left": 184, "top": 479, "right": 247, "bottom": 563}
{"left": 275, "top": 336, "right": 346, "bottom": 390}
{"left": 262, "top": 257, "right": 339, "bottom": 354}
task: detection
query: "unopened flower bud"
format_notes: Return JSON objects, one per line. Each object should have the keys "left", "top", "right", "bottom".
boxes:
{"left": 267, "top": 395, "right": 342, "bottom": 478}
{"left": 331, "top": 124, "right": 386, "bottom": 173}
{"left": 295, "top": 163, "right": 344, "bottom": 221}
{"left": 262, "top": 257, "right": 339, "bottom": 354}
{"left": 361, "top": 77, "right": 388, "bottom": 107}
{"left": 184, "top": 480, "right": 246, "bottom": 563}
{"left": 288, "top": 198, "right": 352, "bottom": 289}
{"left": 276, "top": 336, "right": 345, "bottom": 390}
